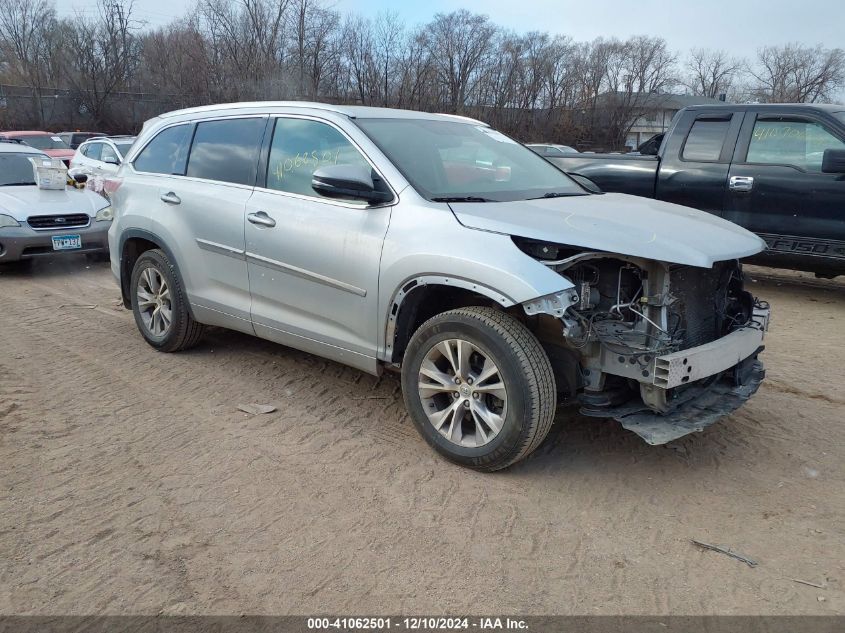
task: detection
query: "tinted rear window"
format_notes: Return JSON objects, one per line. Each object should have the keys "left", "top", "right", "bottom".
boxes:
{"left": 17, "top": 134, "right": 69, "bottom": 151}
{"left": 186, "top": 118, "right": 265, "bottom": 185}
{"left": 682, "top": 119, "right": 730, "bottom": 162}
{"left": 134, "top": 124, "right": 192, "bottom": 175}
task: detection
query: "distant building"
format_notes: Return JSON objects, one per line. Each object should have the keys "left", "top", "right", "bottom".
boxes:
{"left": 624, "top": 93, "right": 730, "bottom": 149}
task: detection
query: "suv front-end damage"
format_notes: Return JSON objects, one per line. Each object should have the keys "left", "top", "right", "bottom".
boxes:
{"left": 517, "top": 239, "right": 770, "bottom": 444}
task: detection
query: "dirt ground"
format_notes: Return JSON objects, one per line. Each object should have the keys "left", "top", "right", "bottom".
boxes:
{"left": 0, "top": 256, "right": 843, "bottom": 616}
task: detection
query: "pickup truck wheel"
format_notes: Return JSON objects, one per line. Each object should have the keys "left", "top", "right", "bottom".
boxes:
{"left": 130, "top": 248, "right": 204, "bottom": 352}
{"left": 402, "top": 307, "right": 556, "bottom": 471}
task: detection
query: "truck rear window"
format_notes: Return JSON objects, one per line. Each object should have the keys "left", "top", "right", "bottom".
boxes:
{"left": 682, "top": 119, "right": 730, "bottom": 162}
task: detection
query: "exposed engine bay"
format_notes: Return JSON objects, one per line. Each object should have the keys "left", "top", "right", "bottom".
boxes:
{"left": 516, "top": 238, "right": 770, "bottom": 444}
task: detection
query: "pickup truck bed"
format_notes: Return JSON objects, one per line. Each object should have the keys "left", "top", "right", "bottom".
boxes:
{"left": 549, "top": 104, "right": 845, "bottom": 277}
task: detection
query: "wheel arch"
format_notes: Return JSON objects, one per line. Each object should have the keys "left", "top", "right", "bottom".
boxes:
{"left": 118, "top": 229, "right": 194, "bottom": 318}
{"left": 384, "top": 276, "right": 519, "bottom": 364}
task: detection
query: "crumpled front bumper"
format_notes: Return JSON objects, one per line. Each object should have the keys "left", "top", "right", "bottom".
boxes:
{"left": 607, "top": 356, "right": 765, "bottom": 444}
{"left": 582, "top": 305, "right": 770, "bottom": 444}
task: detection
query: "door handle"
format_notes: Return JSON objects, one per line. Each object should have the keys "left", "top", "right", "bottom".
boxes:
{"left": 160, "top": 191, "right": 181, "bottom": 205}
{"left": 729, "top": 176, "right": 754, "bottom": 192}
{"left": 247, "top": 211, "right": 276, "bottom": 228}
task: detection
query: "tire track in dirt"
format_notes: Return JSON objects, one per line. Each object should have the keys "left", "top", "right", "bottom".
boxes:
{"left": 1, "top": 260, "right": 844, "bottom": 615}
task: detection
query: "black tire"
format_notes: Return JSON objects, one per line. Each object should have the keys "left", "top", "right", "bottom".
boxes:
{"left": 130, "top": 248, "right": 204, "bottom": 352}
{"left": 401, "top": 307, "right": 556, "bottom": 472}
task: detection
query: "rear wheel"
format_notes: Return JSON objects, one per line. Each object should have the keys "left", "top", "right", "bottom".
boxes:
{"left": 401, "top": 307, "right": 556, "bottom": 471}
{"left": 130, "top": 248, "right": 204, "bottom": 352}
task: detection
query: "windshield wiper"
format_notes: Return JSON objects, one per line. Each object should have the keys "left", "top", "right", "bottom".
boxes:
{"left": 2, "top": 182, "right": 37, "bottom": 186}
{"left": 531, "top": 192, "right": 580, "bottom": 199}
{"left": 431, "top": 196, "right": 495, "bottom": 203}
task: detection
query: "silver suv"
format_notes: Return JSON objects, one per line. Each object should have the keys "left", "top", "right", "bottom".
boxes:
{"left": 109, "top": 102, "right": 770, "bottom": 471}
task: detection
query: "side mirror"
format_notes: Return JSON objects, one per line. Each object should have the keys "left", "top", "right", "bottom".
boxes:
{"left": 311, "top": 164, "right": 392, "bottom": 204}
{"left": 821, "top": 148, "right": 845, "bottom": 174}
{"left": 567, "top": 172, "right": 603, "bottom": 194}
{"left": 103, "top": 156, "right": 119, "bottom": 166}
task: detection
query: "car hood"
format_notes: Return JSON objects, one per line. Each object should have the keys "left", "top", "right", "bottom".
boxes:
{"left": 0, "top": 186, "right": 109, "bottom": 221}
{"left": 450, "top": 193, "right": 767, "bottom": 268}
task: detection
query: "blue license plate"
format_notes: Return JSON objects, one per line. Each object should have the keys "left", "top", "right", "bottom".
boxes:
{"left": 51, "top": 235, "right": 82, "bottom": 251}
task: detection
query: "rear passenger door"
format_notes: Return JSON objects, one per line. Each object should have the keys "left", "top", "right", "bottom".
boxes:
{"left": 725, "top": 112, "right": 845, "bottom": 256}
{"left": 657, "top": 110, "right": 744, "bottom": 215}
{"left": 131, "top": 117, "right": 266, "bottom": 331}
{"left": 244, "top": 116, "right": 393, "bottom": 372}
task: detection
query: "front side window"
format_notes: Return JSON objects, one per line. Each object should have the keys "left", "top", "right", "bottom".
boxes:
{"left": 682, "top": 119, "right": 730, "bottom": 162}
{"left": 266, "top": 117, "right": 373, "bottom": 201}
{"left": 746, "top": 118, "right": 845, "bottom": 171}
{"left": 134, "top": 124, "right": 192, "bottom": 175}
{"left": 186, "top": 118, "right": 265, "bottom": 185}
{"left": 355, "top": 118, "right": 584, "bottom": 201}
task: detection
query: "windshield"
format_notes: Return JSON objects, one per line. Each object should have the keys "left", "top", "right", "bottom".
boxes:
{"left": 355, "top": 118, "right": 585, "bottom": 202}
{"left": 0, "top": 154, "right": 38, "bottom": 185}
{"left": 835, "top": 112, "right": 845, "bottom": 125}
{"left": 17, "top": 134, "right": 70, "bottom": 151}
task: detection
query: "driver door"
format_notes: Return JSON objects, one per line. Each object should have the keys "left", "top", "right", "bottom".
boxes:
{"left": 245, "top": 116, "right": 394, "bottom": 372}
{"left": 725, "top": 112, "right": 845, "bottom": 259}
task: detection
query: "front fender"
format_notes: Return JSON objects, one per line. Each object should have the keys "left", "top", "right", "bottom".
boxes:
{"left": 377, "top": 199, "right": 574, "bottom": 359}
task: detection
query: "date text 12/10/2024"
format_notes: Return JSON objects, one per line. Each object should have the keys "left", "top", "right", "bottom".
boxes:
{"left": 307, "top": 617, "right": 529, "bottom": 630}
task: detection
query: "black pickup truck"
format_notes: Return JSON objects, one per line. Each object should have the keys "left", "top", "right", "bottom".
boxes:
{"left": 550, "top": 104, "right": 845, "bottom": 277}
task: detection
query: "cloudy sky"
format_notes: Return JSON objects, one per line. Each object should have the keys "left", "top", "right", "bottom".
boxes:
{"left": 55, "top": 0, "right": 844, "bottom": 62}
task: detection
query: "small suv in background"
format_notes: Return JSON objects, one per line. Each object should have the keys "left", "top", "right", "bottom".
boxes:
{"left": 58, "top": 131, "right": 108, "bottom": 150}
{"left": 70, "top": 136, "right": 136, "bottom": 177}
{"left": 109, "top": 102, "right": 770, "bottom": 471}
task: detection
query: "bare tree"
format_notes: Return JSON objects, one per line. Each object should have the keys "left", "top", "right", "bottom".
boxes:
{"left": 626, "top": 35, "right": 677, "bottom": 94}
{"left": 340, "top": 15, "right": 376, "bottom": 104}
{"left": 372, "top": 11, "right": 404, "bottom": 106}
{"left": 195, "top": 0, "right": 290, "bottom": 101}
{"left": 140, "top": 21, "right": 212, "bottom": 107}
{"left": 61, "top": 0, "right": 141, "bottom": 127}
{"left": 422, "top": 10, "right": 497, "bottom": 113}
{"left": 751, "top": 43, "right": 845, "bottom": 103}
{"left": 0, "top": 0, "right": 60, "bottom": 126}
{"left": 684, "top": 48, "right": 743, "bottom": 98}
{"left": 5, "top": 2, "right": 845, "bottom": 138}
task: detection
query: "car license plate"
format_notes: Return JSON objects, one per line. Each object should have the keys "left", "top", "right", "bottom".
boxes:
{"left": 51, "top": 235, "right": 82, "bottom": 251}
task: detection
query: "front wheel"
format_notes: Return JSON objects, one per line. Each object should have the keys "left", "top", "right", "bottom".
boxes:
{"left": 401, "top": 307, "right": 556, "bottom": 471}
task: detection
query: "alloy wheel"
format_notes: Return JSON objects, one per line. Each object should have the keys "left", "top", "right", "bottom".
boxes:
{"left": 417, "top": 339, "right": 508, "bottom": 448}
{"left": 136, "top": 266, "right": 172, "bottom": 337}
